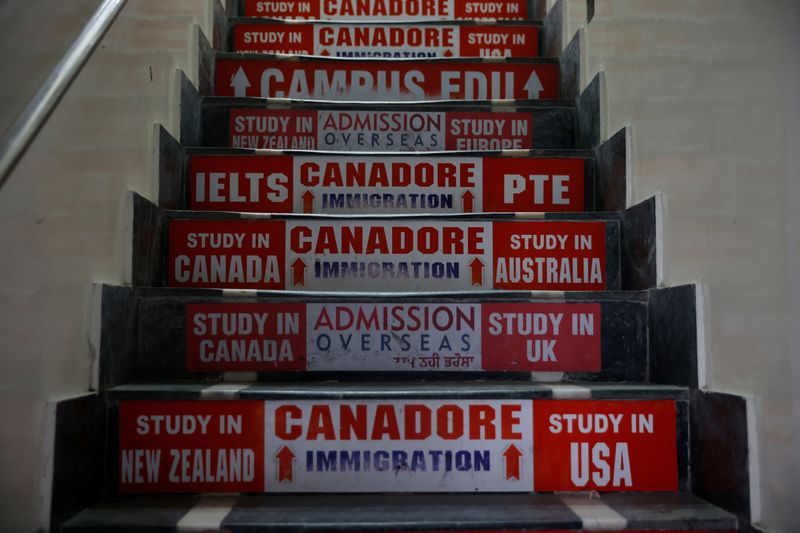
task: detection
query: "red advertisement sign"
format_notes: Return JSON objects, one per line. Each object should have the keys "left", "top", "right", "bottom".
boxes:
{"left": 533, "top": 400, "right": 678, "bottom": 492}
{"left": 190, "top": 154, "right": 585, "bottom": 214}
{"left": 118, "top": 401, "right": 265, "bottom": 493}
{"left": 229, "top": 109, "right": 536, "bottom": 151}
{"left": 185, "top": 302, "right": 601, "bottom": 372}
{"left": 233, "top": 23, "right": 539, "bottom": 58}
{"left": 186, "top": 302, "right": 306, "bottom": 372}
{"left": 481, "top": 303, "right": 600, "bottom": 372}
{"left": 118, "top": 399, "right": 679, "bottom": 493}
{"left": 491, "top": 220, "right": 606, "bottom": 291}
{"left": 244, "top": 0, "right": 529, "bottom": 20}
{"left": 215, "top": 56, "right": 559, "bottom": 101}
{"left": 167, "top": 219, "right": 608, "bottom": 292}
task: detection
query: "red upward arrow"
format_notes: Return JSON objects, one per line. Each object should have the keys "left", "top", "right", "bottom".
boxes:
{"left": 462, "top": 190, "right": 475, "bottom": 213}
{"left": 301, "top": 190, "right": 315, "bottom": 214}
{"left": 503, "top": 444, "right": 523, "bottom": 480}
{"left": 443, "top": 49, "right": 453, "bottom": 57}
{"left": 292, "top": 258, "right": 306, "bottom": 287}
{"left": 276, "top": 446, "right": 295, "bottom": 482}
{"left": 469, "top": 257, "right": 484, "bottom": 287}
{"left": 320, "top": 49, "right": 330, "bottom": 56}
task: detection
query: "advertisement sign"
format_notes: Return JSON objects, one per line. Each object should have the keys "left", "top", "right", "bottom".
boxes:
{"left": 233, "top": 23, "right": 539, "bottom": 58}
{"left": 118, "top": 399, "right": 678, "bottom": 493}
{"left": 229, "top": 109, "right": 538, "bottom": 151}
{"left": 190, "top": 154, "right": 585, "bottom": 213}
{"left": 167, "top": 219, "right": 608, "bottom": 292}
{"left": 119, "top": 401, "right": 265, "bottom": 493}
{"left": 185, "top": 302, "right": 602, "bottom": 372}
{"left": 265, "top": 399, "right": 533, "bottom": 492}
{"left": 215, "top": 56, "right": 559, "bottom": 100}
{"left": 532, "top": 400, "right": 678, "bottom": 492}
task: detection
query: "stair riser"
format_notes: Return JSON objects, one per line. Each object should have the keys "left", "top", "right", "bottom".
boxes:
{"left": 186, "top": 154, "right": 593, "bottom": 214}
{"left": 132, "top": 296, "right": 645, "bottom": 379}
{"left": 165, "top": 218, "right": 620, "bottom": 292}
{"left": 236, "top": 0, "right": 536, "bottom": 20}
{"left": 230, "top": 20, "right": 541, "bottom": 58}
{"left": 204, "top": 104, "right": 576, "bottom": 150}
{"left": 115, "top": 398, "right": 684, "bottom": 494}
{"left": 215, "top": 55, "right": 559, "bottom": 101}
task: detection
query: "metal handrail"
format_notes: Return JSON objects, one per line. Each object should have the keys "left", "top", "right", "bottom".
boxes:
{"left": 0, "top": 0, "right": 128, "bottom": 192}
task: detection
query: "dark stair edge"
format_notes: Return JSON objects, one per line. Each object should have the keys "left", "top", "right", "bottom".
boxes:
{"left": 61, "top": 493, "right": 737, "bottom": 532}
{"left": 105, "top": 381, "right": 690, "bottom": 401}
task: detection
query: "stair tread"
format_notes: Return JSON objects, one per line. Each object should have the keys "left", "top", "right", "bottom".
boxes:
{"left": 217, "top": 51, "right": 561, "bottom": 62}
{"left": 203, "top": 96, "right": 578, "bottom": 108}
{"left": 163, "top": 209, "right": 618, "bottom": 223}
{"left": 108, "top": 382, "right": 688, "bottom": 400}
{"left": 126, "top": 286, "right": 649, "bottom": 301}
{"left": 185, "top": 146, "right": 595, "bottom": 157}
{"left": 62, "top": 493, "right": 737, "bottom": 532}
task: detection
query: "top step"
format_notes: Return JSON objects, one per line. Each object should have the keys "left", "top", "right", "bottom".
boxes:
{"left": 232, "top": 0, "right": 538, "bottom": 21}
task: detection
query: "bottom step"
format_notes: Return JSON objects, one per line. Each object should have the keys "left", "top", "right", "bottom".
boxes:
{"left": 62, "top": 493, "right": 736, "bottom": 532}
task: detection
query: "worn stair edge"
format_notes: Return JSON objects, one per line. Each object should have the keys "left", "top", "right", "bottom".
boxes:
{"left": 107, "top": 284, "right": 649, "bottom": 301}
{"left": 215, "top": 51, "right": 562, "bottom": 64}
{"left": 61, "top": 493, "right": 738, "bottom": 532}
{"left": 106, "top": 381, "right": 688, "bottom": 401}
{"left": 202, "top": 96, "right": 580, "bottom": 108}
{"left": 184, "top": 146, "right": 595, "bottom": 157}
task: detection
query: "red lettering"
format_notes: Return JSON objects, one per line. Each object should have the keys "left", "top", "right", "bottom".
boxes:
{"left": 290, "top": 226, "right": 312, "bottom": 253}
{"left": 339, "top": 404, "right": 367, "bottom": 440}
{"left": 275, "top": 405, "right": 302, "bottom": 440}
{"left": 467, "top": 226, "right": 484, "bottom": 254}
{"left": 404, "top": 404, "right": 432, "bottom": 439}
{"left": 501, "top": 404, "right": 523, "bottom": 439}
{"left": 316, "top": 226, "right": 339, "bottom": 254}
{"left": 371, "top": 405, "right": 401, "bottom": 440}
{"left": 436, "top": 404, "right": 463, "bottom": 440}
{"left": 307, "top": 405, "right": 336, "bottom": 440}
{"left": 392, "top": 226, "right": 413, "bottom": 254}
{"left": 469, "top": 404, "right": 496, "bottom": 439}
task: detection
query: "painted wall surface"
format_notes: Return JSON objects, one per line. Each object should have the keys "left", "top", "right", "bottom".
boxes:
{"left": 0, "top": 1, "right": 212, "bottom": 531}
{"left": 572, "top": 1, "right": 800, "bottom": 530}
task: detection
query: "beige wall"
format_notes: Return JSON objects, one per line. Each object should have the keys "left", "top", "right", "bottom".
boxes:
{"left": 572, "top": 1, "right": 799, "bottom": 530}
{"left": 0, "top": 1, "right": 213, "bottom": 530}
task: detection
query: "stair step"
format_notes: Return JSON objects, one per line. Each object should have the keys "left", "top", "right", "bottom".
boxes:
{"left": 163, "top": 215, "right": 619, "bottom": 291}
{"left": 235, "top": 0, "right": 537, "bottom": 21}
{"left": 202, "top": 98, "right": 577, "bottom": 150}
{"left": 108, "top": 381, "right": 688, "bottom": 401}
{"left": 228, "top": 19, "right": 542, "bottom": 58}
{"left": 184, "top": 151, "right": 593, "bottom": 214}
{"left": 62, "top": 493, "right": 737, "bottom": 532}
{"left": 109, "top": 384, "right": 688, "bottom": 493}
{"left": 214, "top": 53, "right": 560, "bottom": 101}
{"left": 127, "top": 288, "right": 646, "bottom": 379}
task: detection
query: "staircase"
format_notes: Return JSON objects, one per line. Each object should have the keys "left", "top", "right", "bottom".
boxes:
{"left": 58, "top": 0, "right": 745, "bottom": 531}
